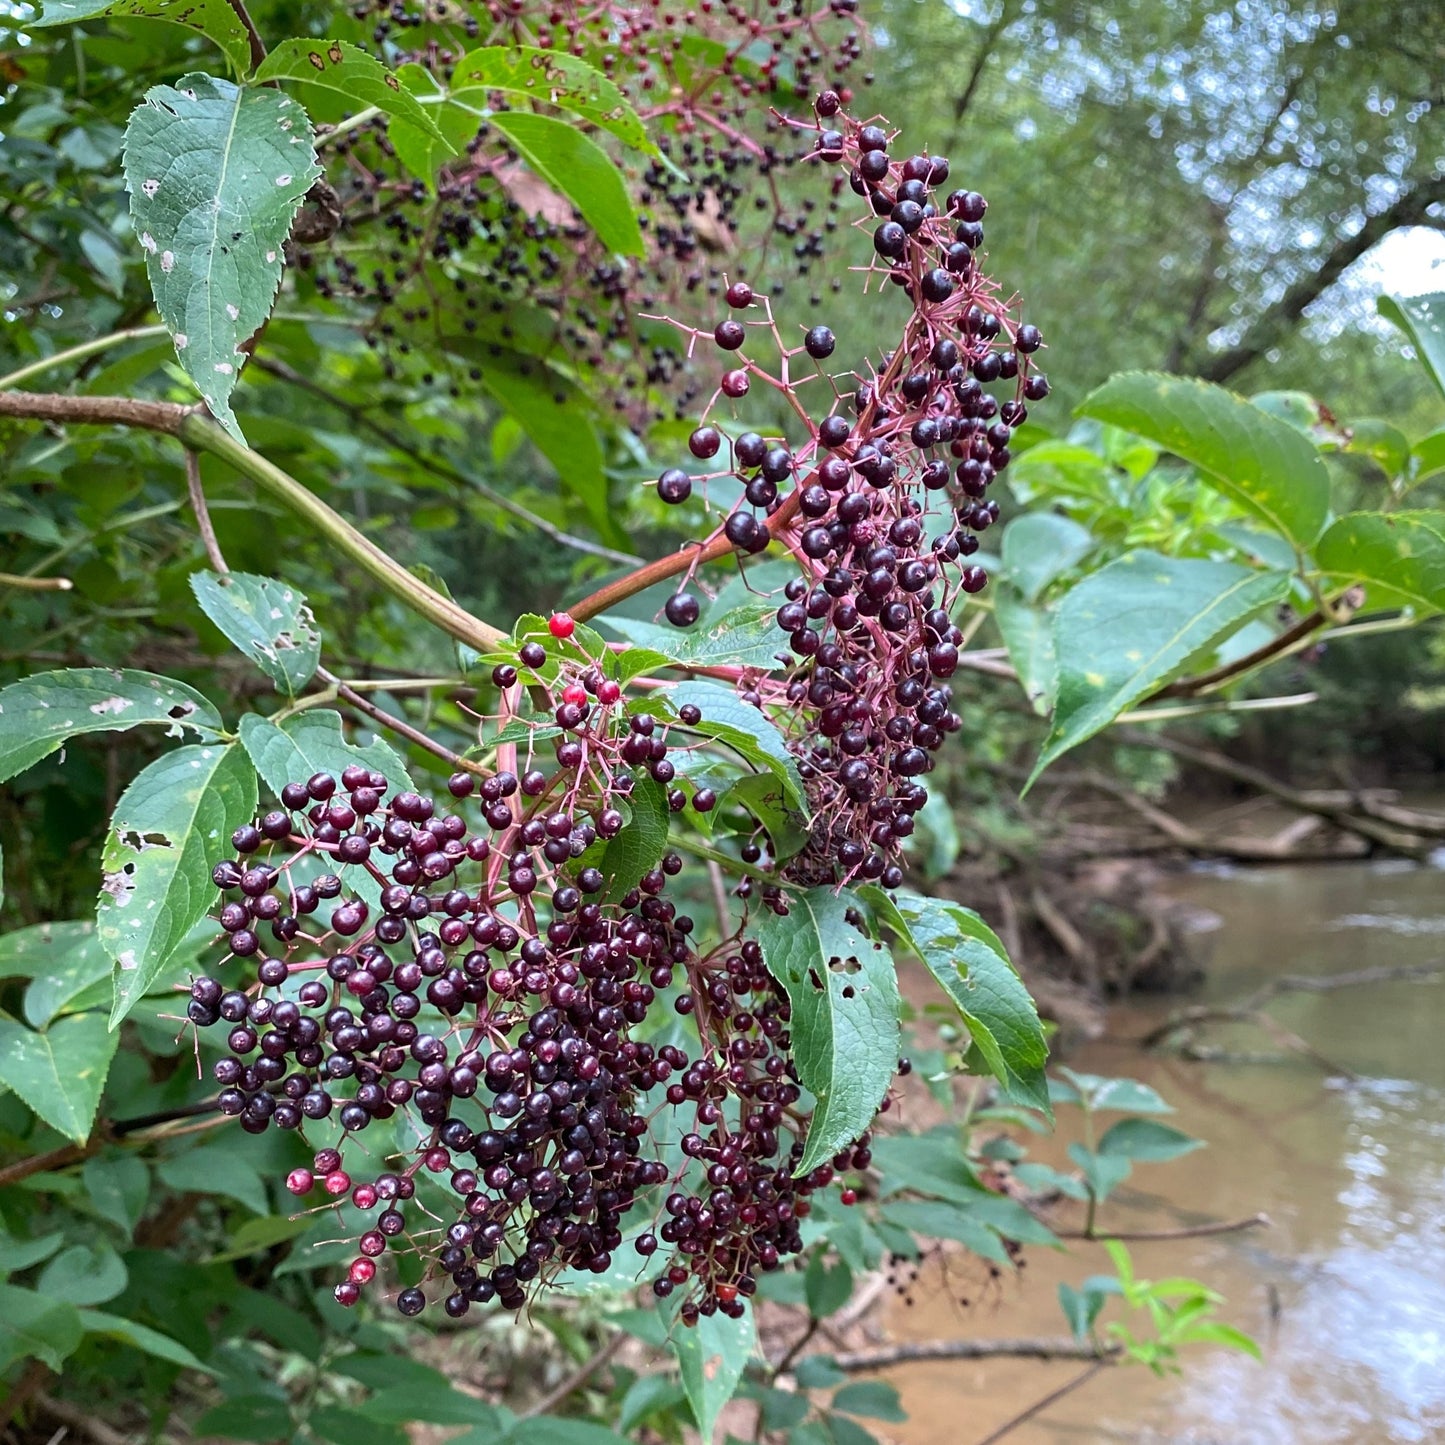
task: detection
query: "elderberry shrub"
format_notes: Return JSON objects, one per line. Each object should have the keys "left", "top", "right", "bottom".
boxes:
{"left": 195, "top": 762, "right": 876, "bottom": 1323}
{"left": 292, "top": 0, "right": 868, "bottom": 425}
{"left": 653, "top": 94, "right": 1048, "bottom": 885}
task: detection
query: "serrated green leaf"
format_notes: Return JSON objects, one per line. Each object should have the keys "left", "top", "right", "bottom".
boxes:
{"left": 99, "top": 743, "right": 257, "bottom": 1027}
{"left": 0, "top": 1013, "right": 120, "bottom": 1144}
{"left": 1000, "top": 514, "right": 1095, "bottom": 601}
{"left": 38, "top": 1241, "right": 128, "bottom": 1305}
{"left": 665, "top": 681, "right": 806, "bottom": 814}
{"left": 1379, "top": 291, "right": 1445, "bottom": 401}
{"left": 0, "top": 922, "right": 105, "bottom": 982}
{"left": 722, "top": 774, "right": 810, "bottom": 861}
{"left": 753, "top": 889, "right": 900, "bottom": 1174}
{"left": 1077, "top": 372, "right": 1331, "bottom": 547}
{"left": 598, "top": 777, "right": 671, "bottom": 899}
{"left": 491, "top": 111, "right": 644, "bottom": 256}
{"left": 255, "top": 39, "right": 452, "bottom": 150}
{"left": 993, "top": 586, "right": 1056, "bottom": 714}
{"left": 1068, "top": 1143, "right": 1132, "bottom": 1203}
{"left": 27, "top": 0, "right": 250, "bottom": 76}
{"left": 190, "top": 570, "right": 321, "bottom": 695}
{"left": 601, "top": 601, "right": 786, "bottom": 673}
{"left": 238, "top": 710, "right": 412, "bottom": 800}
{"left": 1031, "top": 551, "right": 1290, "bottom": 781}
{"left": 864, "top": 889, "right": 1049, "bottom": 1118}
{"left": 1096, "top": 1117, "right": 1202, "bottom": 1162}
{"left": 878, "top": 1200, "right": 1011, "bottom": 1266}
{"left": 672, "top": 1302, "right": 755, "bottom": 1443}
{"left": 1316, "top": 511, "right": 1445, "bottom": 614}
{"left": 448, "top": 46, "right": 655, "bottom": 154}
{"left": 0, "top": 668, "right": 221, "bottom": 784}
{"left": 79, "top": 1307, "right": 216, "bottom": 1373}
{"left": 123, "top": 75, "right": 322, "bottom": 441}
{"left": 0, "top": 1284, "right": 84, "bottom": 1372}
{"left": 868, "top": 1130, "right": 981, "bottom": 1203}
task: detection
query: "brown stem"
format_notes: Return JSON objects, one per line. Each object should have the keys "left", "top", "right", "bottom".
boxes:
{"left": 1059, "top": 1212, "right": 1270, "bottom": 1242}
{"left": 318, "top": 667, "right": 489, "bottom": 779}
{"left": 0, "top": 390, "right": 188, "bottom": 432}
{"left": 224, "top": 0, "right": 267, "bottom": 69}
{"left": 1147, "top": 606, "right": 1332, "bottom": 700}
{"left": 0, "top": 571, "right": 72, "bottom": 591}
{"left": 971, "top": 1360, "right": 1110, "bottom": 1445}
{"left": 185, "top": 449, "right": 230, "bottom": 574}
{"left": 520, "top": 1332, "right": 624, "bottom": 1418}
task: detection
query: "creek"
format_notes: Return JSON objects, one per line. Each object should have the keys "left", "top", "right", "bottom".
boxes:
{"left": 879, "top": 860, "right": 1445, "bottom": 1444}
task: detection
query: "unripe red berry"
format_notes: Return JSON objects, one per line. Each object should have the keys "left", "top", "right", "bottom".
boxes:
{"left": 548, "top": 613, "right": 575, "bottom": 639}
{"left": 285, "top": 1168, "right": 314, "bottom": 1196}
{"left": 323, "top": 1169, "right": 351, "bottom": 1195}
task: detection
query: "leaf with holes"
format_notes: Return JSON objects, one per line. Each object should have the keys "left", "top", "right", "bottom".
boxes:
{"left": 122, "top": 75, "right": 322, "bottom": 442}
{"left": 28, "top": 0, "right": 250, "bottom": 77}
{"left": 1379, "top": 292, "right": 1445, "bottom": 401}
{"left": 99, "top": 743, "right": 257, "bottom": 1028}
{"left": 1316, "top": 511, "right": 1445, "bottom": 614}
{"left": 753, "top": 889, "right": 900, "bottom": 1174}
{"left": 671, "top": 1300, "right": 755, "bottom": 1443}
{"left": 1077, "top": 372, "right": 1331, "bottom": 547}
{"left": 490, "top": 111, "right": 643, "bottom": 256}
{"left": 0, "top": 1013, "right": 121, "bottom": 1144}
{"left": 190, "top": 570, "right": 321, "bottom": 695}
{"left": 601, "top": 601, "right": 787, "bottom": 673}
{"left": 448, "top": 46, "right": 655, "bottom": 154}
{"left": 254, "top": 40, "right": 452, "bottom": 149}
{"left": 1031, "top": 551, "right": 1291, "bottom": 781}
{"left": 864, "top": 888, "right": 1050, "bottom": 1117}
{"left": 0, "top": 668, "right": 221, "bottom": 785}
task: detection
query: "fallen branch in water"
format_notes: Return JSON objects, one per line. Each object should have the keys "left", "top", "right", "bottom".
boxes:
{"left": 1057, "top": 1211, "right": 1270, "bottom": 1242}
{"left": 972, "top": 1360, "right": 1110, "bottom": 1445}
{"left": 825, "top": 1336, "right": 1121, "bottom": 1370}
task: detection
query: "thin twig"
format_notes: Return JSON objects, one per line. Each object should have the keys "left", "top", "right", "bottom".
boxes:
{"left": 36, "top": 1395, "right": 138, "bottom": 1445}
{"left": 1058, "top": 1212, "right": 1270, "bottom": 1242}
{"left": 521, "top": 1332, "right": 625, "bottom": 1418}
{"left": 185, "top": 449, "right": 229, "bottom": 574}
{"left": 224, "top": 0, "right": 267, "bottom": 68}
{"left": 318, "top": 667, "right": 489, "bottom": 779}
{"left": 0, "top": 324, "right": 170, "bottom": 391}
{"left": 971, "top": 1360, "right": 1109, "bottom": 1445}
{"left": 0, "top": 571, "right": 72, "bottom": 591}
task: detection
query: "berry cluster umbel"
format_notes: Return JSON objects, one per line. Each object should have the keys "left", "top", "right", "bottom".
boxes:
{"left": 192, "top": 757, "right": 879, "bottom": 1322}
{"left": 648, "top": 93, "right": 1046, "bottom": 884}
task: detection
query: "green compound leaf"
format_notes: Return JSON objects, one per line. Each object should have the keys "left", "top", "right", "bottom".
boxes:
{"left": 1031, "top": 551, "right": 1291, "bottom": 782}
{"left": 0, "top": 668, "right": 221, "bottom": 785}
{"left": 448, "top": 46, "right": 655, "bottom": 154}
{"left": 602, "top": 601, "right": 786, "bottom": 673}
{"left": 123, "top": 75, "right": 322, "bottom": 442}
{"left": 863, "top": 888, "right": 1050, "bottom": 1118}
{"left": 99, "top": 743, "right": 258, "bottom": 1028}
{"left": 598, "top": 777, "right": 671, "bottom": 899}
{"left": 27, "top": 0, "right": 250, "bottom": 78}
{"left": 0, "top": 1013, "right": 121, "bottom": 1144}
{"left": 753, "top": 888, "right": 900, "bottom": 1175}
{"left": 190, "top": 570, "right": 321, "bottom": 695}
{"left": 490, "top": 111, "right": 644, "bottom": 256}
{"left": 1316, "top": 510, "right": 1445, "bottom": 614}
{"left": 1077, "top": 371, "right": 1332, "bottom": 548}
{"left": 254, "top": 39, "right": 453, "bottom": 149}
{"left": 671, "top": 1300, "right": 756, "bottom": 1444}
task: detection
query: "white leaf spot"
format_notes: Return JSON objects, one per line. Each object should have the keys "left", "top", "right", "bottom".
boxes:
{"left": 142, "top": 178, "right": 160, "bottom": 198}
{"left": 266, "top": 250, "right": 277, "bottom": 263}
{"left": 160, "top": 250, "right": 175, "bottom": 272}
{"left": 214, "top": 362, "right": 234, "bottom": 375}
{"left": 139, "top": 232, "right": 157, "bottom": 253}
{"left": 89, "top": 696, "right": 133, "bottom": 716}
{"left": 117, "top": 949, "right": 139, "bottom": 971}
{"left": 276, "top": 174, "right": 293, "bottom": 186}
{"left": 175, "top": 333, "right": 188, "bottom": 349}
{"left": 225, "top": 303, "right": 240, "bottom": 320}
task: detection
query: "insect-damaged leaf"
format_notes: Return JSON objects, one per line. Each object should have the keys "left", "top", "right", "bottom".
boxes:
{"left": 123, "top": 75, "right": 321, "bottom": 441}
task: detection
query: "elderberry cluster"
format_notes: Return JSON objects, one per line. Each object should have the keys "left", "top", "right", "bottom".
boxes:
{"left": 650, "top": 94, "right": 1047, "bottom": 883}
{"left": 191, "top": 756, "right": 878, "bottom": 1322}
{"left": 298, "top": 0, "right": 868, "bottom": 423}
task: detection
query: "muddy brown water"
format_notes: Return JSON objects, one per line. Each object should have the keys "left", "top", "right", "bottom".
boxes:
{"left": 877, "top": 861, "right": 1445, "bottom": 1444}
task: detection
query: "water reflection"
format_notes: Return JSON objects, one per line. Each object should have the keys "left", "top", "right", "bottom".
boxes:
{"left": 881, "top": 863, "right": 1445, "bottom": 1444}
